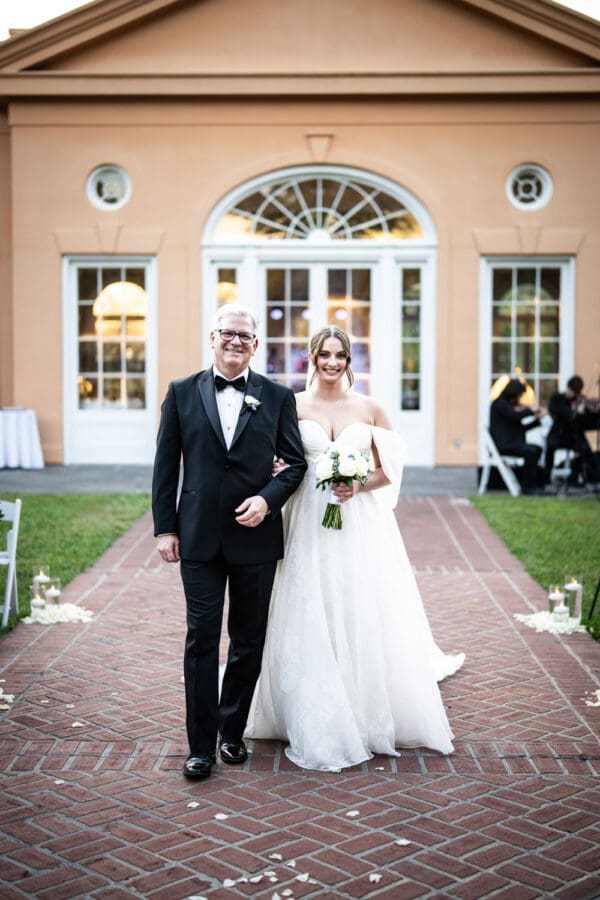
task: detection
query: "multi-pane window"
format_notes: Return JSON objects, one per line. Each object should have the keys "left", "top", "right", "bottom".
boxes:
{"left": 77, "top": 265, "right": 147, "bottom": 409}
{"left": 327, "top": 268, "right": 371, "bottom": 395}
{"left": 265, "top": 269, "right": 311, "bottom": 392}
{"left": 491, "top": 264, "right": 561, "bottom": 407}
{"left": 216, "top": 267, "right": 238, "bottom": 305}
{"left": 400, "top": 269, "right": 421, "bottom": 410}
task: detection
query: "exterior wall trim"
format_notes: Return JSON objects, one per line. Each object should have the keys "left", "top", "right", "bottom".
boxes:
{"left": 2, "top": 71, "right": 600, "bottom": 101}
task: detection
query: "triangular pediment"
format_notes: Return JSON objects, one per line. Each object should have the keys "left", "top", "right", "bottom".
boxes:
{"left": 0, "top": 0, "right": 599, "bottom": 75}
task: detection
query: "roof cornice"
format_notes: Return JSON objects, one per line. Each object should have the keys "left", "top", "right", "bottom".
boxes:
{"left": 459, "top": 0, "right": 600, "bottom": 59}
{"left": 1, "top": 70, "right": 599, "bottom": 101}
{"left": 0, "top": 0, "right": 188, "bottom": 72}
{"left": 0, "top": 0, "right": 599, "bottom": 74}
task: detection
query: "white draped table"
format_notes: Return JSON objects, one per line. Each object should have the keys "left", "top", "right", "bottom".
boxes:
{"left": 0, "top": 408, "right": 44, "bottom": 469}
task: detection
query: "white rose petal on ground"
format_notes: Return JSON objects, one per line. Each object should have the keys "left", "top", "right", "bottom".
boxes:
{"left": 71, "top": 721, "right": 86, "bottom": 728}
{"left": 214, "top": 812, "right": 229, "bottom": 820}
{"left": 282, "top": 891, "right": 294, "bottom": 897}
{"left": 187, "top": 801, "right": 200, "bottom": 808}
{"left": 66, "top": 704, "right": 75, "bottom": 709}
{"left": 396, "top": 838, "right": 412, "bottom": 846}
{"left": 222, "top": 879, "right": 236, "bottom": 888}
{"left": 369, "top": 873, "right": 382, "bottom": 883}
{"left": 269, "top": 853, "right": 283, "bottom": 861}
{"left": 346, "top": 810, "right": 360, "bottom": 817}
{"left": 54, "top": 779, "right": 65, "bottom": 785}
{"left": 0, "top": 704, "right": 10, "bottom": 710}
{"left": 295, "top": 873, "right": 310, "bottom": 882}
{"left": 287, "top": 860, "right": 296, "bottom": 867}
{"left": 249, "top": 875, "right": 263, "bottom": 883}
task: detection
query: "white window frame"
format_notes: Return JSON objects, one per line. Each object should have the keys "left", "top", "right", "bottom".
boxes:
{"left": 62, "top": 255, "right": 158, "bottom": 464}
{"left": 478, "top": 256, "right": 575, "bottom": 462}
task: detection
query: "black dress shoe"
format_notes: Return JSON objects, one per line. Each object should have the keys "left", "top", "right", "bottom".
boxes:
{"left": 219, "top": 740, "right": 248, "bottom": 764}
{"left": 183, "top": 753, "right": 215, "bottom": 779}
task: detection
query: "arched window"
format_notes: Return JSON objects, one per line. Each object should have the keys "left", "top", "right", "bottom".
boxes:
{"left": 207, "top": 166, "right": 434, "bottom": 243}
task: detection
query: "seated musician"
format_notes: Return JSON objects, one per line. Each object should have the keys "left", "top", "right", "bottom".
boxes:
{"left": 544, "top": 375, "right": 596, "bottom": 485}
{"left": 490, "top": 379, "right": 546, "bottom": 494}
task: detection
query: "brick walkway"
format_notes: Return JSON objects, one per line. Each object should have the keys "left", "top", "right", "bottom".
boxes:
{"left": 1, "top": 498, "right": 599, "bottom": 899}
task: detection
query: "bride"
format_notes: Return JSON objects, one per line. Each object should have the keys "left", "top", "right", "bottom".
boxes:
{"left": 246, "top": 325, "right": 464, "bottom": 771}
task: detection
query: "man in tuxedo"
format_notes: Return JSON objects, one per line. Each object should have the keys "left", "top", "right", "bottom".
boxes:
{"left": 152, "top": 305, "right": 307, "bottom": 779}
{"left": 489, "top": 378, "right": 545, "bottom": 494}
{"left": 544, "top": 375, "right": 595, "bottom": 485}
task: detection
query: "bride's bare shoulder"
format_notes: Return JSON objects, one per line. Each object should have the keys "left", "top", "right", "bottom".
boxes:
{"left": 358, "top": 394, "right": 392, "bottom": 428}
{"left": 294, "top": 391, "right": 310, "bottom": 416}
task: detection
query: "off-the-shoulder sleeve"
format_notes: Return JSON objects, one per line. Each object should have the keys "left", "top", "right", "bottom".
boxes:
{"left": 371, "top": 426, "right": 406, "bottom": 508}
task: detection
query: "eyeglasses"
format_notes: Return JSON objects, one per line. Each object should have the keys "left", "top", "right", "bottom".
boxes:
{"left": 216, "top": 329, "right": 256, "bottom": 345}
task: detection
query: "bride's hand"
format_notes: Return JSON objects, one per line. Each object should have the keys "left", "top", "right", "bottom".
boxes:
{"left": 272, "top": 457, "right": 289, "bottom": 477}
{"left": 332, "top": 481, "right": 362, "bottom": 502}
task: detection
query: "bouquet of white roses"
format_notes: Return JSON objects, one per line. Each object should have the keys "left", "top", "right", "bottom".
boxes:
{"left": 314, "top": 445, "right": 372, "bottom": 529}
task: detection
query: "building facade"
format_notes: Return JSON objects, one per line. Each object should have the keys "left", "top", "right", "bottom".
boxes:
{"left": 0, "top": 0, "right": 598, "bottom": 465}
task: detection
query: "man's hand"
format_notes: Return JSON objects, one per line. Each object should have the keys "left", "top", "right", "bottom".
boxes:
{"left": 157, "top": 533, "right": 180, "bottom": 563}
{"left": 235, "top": 496, "right": 269, "bottom": 527}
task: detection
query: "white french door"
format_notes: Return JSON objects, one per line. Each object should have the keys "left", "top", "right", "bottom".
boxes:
{"left": 62, "top": 256, "right": 157, "bottom": 463}
{"left": 204, "top": 250, "right": 436, "bottom": 464}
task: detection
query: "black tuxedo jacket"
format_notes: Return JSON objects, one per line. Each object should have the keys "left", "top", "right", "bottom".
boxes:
{"left": 489, "top": 395, "right": 539, "bottom": 451}
{"left": 152, "top": 368, "right": 307, "bottom": 564}
{"left": 547, "top": 392, "right": 582, "bottom": 444}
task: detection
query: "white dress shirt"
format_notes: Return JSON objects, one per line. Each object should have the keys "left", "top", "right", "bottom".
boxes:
{"left": 213, "top": 366, "right": 248, "bottom": 449}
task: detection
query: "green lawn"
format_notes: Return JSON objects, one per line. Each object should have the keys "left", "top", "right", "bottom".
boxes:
{"left": 0, "top": 493, "right": 150, "bottom": 633}
{"left": 472, "top": 495, "right": 600, "bottom": 639}
{"left": 2, "top": 491, "right": 598, "bottom": 642}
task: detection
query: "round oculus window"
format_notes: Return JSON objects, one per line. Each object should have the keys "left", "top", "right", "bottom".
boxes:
{"left": 506, "top": 164, "right": 553, "bottom": 211}
{"left": 86, "top": 165, "right": 131, "bottom": 210}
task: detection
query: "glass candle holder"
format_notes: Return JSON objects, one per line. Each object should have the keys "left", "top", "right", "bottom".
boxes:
{"left": 548, "top": 584, "right": 565, "bottom": 615}
{"left": 564, "top": 576, "right": 582, "bottom": 622}
{"left": 44, "top": 579, "right": 62, "bottom": 605}
{"left": 553, "top": 600, "right": 569, "bottom": 624}
{"left": 32, "top": 565, "right": 51, "bottom": 592}
{"left": 29, "top": 585, "right": 46, "bottom": 609}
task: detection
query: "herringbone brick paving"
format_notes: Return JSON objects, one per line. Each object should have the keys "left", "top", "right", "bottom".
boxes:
{"left": 1, "top": 497, "right": 599, "bottom": 898}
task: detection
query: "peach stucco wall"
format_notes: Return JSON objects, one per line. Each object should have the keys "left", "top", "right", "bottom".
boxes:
{"left": 50, "top": 0, "right": 585, "bottom": 73}
{"left": 0, "top": 111, "right": 12, "bottom": 407}
{"left": 6, "top": 93, "right": 600, "bottom": 464}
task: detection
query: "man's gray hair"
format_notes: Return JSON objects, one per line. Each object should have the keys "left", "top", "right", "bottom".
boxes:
{"left": 212, "top": 304, "right": 259, "bottom": 331}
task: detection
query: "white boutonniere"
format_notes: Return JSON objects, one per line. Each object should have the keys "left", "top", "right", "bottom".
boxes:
{"left": 244, "top": 395, "right": 261, "bottom": 412}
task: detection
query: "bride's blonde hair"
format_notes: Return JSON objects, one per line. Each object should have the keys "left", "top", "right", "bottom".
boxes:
{"left": 308, "top": 326, "right": 354, "bottom": 388}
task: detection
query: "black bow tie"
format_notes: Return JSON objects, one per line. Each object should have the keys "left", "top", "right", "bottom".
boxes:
{"left": 214, "top": 374, "right": 246, "bottom": 392}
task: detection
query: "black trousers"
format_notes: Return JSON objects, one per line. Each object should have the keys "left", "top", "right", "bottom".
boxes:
{"left": 180, "top": 556, "right": 277, "bottom": 756}
{"left": 500, "top": 441, "right": 542, "bottom": 491}
{"left": 544, "top": 434, "right": 592, "bottom": 482}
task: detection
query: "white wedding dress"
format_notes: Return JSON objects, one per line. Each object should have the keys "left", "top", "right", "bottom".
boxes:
{"left": 246, "top": 420, "right": 464, "bottom": 772}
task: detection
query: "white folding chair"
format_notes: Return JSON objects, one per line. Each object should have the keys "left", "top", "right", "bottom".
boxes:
{"left": 0, "top": 498, "right": 22, "bottom": 627}
{"left": 551, "top": 448, "right": 579, "bottom": 494}
{"left": 478, "top": 428, "right": 524, "bottom": 497}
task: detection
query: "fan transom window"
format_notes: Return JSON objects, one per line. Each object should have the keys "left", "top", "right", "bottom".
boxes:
{"left": 215, "top": 173, "right": 423, "bottom": 241}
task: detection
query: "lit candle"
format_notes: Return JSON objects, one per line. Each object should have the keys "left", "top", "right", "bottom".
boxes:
{"left": 44, "top": 583, "right": 61, "bottom": 605}
{"left": 553, "top": 600, "right": 569, "bottom": 624}
{"left": 548, "top": 585, "right": 565, "bottom": 614}
{"left": 32, "top": 566, "right": 51, "bottom": 592}
{"left": 29, "top": 585, "right": 46, "bottom": 609}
